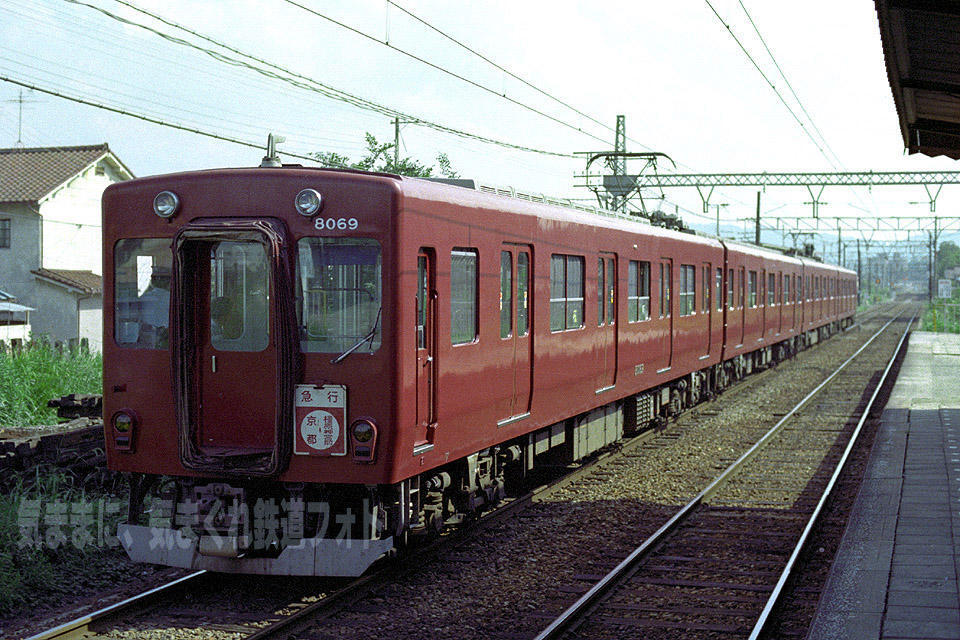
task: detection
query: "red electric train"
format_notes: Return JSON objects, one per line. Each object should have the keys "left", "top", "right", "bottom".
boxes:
{"left": 102, "top": 162, "right": 857, "bottom": 576}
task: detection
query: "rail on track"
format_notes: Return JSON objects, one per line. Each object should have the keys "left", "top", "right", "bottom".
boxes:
{"left": 24, "top": 570, "right": 207, "bottom": 640}
{"left": 533, "top": 309, "right": 915, "bottom": 640}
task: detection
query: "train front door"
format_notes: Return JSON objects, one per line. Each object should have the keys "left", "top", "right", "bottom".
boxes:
{"left": 416, "top": 250, "right": 437, "bottom": 447}
{"left": 197, "top": 240, "right": 277, "bottom": 451}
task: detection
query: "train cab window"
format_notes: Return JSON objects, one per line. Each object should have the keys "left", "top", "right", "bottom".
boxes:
{"left": 628, "top": 260, "right": 650, "bottom": 322}
{"left": 518, "top": 252, "right": 530, "bottom": 336}
{"left": 550, "top": 254, "right": 584, "bottom": 331}
{"left": 297, "top": 238, "right": 382, "bottom": 353}
{"left": 768, "top": 273, "right": 776, "bottom": 306}
{"left": 451, "top": 249, "right": 478, "bottom": 344}
{"left": 501, "top": 251, "right": 513, "bottom": 338}
{"left": 114, "top": 238, "right": 173, "bottom": 349}
{"left": 748, "top": 271, "right": 758, "bottom": 308}
{"left": 679, "top": 264, "right": 696, "bottom": 316}
{"left": 716, "top": 268, "right": 723, "bottom": 312}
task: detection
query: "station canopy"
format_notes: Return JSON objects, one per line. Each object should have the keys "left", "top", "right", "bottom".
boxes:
{"left": 875, "top": 0, "right": 960, "bottom": 159}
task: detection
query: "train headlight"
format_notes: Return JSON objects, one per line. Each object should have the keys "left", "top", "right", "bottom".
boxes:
{"left": 153, "top": 191, "right": 180, "bottom": 218}
{"left": 352, "top": 421, "right": 374, "bottom": 443}
{"left": 350, "top": 418, "right": 377, "bottom": 463}
{"left": 295, "top": 189, "right": 322, "bottom": 216}
{"left": 112, "top": 409, "right": 138, "bottom": 452}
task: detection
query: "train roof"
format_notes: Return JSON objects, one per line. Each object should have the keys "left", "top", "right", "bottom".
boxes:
{"left": 399, "top": 174, "right": 725, "bottom": 250}
{"left": 110, "top": 167, "right": 853, "bottom": 275}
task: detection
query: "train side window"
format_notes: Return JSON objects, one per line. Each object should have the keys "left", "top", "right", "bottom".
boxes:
{"left": 517, "top": 252, "right": 530, "bottom": 336}
{"left": 628, "top": 260, "right": 650, "bottom": 322}
{"left": 658, "top": 264, "right": 669, "bottom": 318}
{"left": 451, "top": 249, "right": 478, "bottom": 345}
{"left": 679, "top": 264, "right": 696, "bottom": 316}
{"left": 748, "top": 270, "right": 757, "bottom": 308}
{"left": 597, "top": 257, "right": 605, "bottom": 326}
{"left": 738, "top": 268, "right": 745, "bottom": 308}
{"left": 501, "top": 251, "right": 513, "bottom": 338}
{"left": 768, "top": 273, "right": 776, "bottom": 306}
{"left": 702, "top": 265, "right": 709, "bottom": 312}
{"left": 114, "top": 238, "right": 172, "bottom": 349}
{"left": 606, "top": 257, "right": 615, "bottom": 325}
{"left": 728, "top": 268, "right": 734, "bottom": 310}
{"left": 550, "top": 253, "right": 584, "bottom": 331}
{"left": 716, "top": 268, "right": 723, "bottom": 312}
{"left": 784, "top": 274, "right": 791, "bottom": 303}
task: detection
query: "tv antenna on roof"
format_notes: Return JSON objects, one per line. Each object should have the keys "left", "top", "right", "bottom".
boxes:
{"left": 5, "top": 89, "right": 38, "bottom": 147}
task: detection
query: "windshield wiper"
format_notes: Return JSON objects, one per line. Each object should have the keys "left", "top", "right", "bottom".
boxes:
{"left": 330, "top": 307, "right": 381, "bottom": 364}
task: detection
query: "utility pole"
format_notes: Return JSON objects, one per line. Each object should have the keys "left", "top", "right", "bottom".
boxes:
{"left": 837, "top": 225, "right": 842, "bottom": 265}
{"left": 754, "top": 191, "right": 761, "bottom": 245}
{"left": 393, "top": 117, "right": 400, "bottom": 169}
{"left": 857, "top": 239, "right": 862, "bottom": 305}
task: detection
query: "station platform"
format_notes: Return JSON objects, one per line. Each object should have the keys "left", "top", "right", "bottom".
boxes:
{"left": 808, "top": 331, "right": 960, "bottom": 640}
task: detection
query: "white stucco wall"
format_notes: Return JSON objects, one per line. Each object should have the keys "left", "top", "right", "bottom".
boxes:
{"left": 39, "top": 162, "right": 125, "bottom": 274}
{"left": 79, "top": 295, "right": 102, "bottom": 352}
{"left": 0, "top": 322, "right": 30, "bottom": 344}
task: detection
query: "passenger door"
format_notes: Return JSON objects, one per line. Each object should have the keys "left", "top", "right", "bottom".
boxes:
{"left": 596, "top": 253, "right": 617, "bottom": 392}
{"left": 499, "top": 245, "right": 533, "bottom": 422}
{"left": 416, "top": 250, "right": 437, "bottom": 446}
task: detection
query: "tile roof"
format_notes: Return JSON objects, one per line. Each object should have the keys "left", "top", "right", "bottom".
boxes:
{"left": 31, "top": 269, "right": 102, "bottom": 295}
{"left": 0, "top": 144, "right": 127, "bottom": 203}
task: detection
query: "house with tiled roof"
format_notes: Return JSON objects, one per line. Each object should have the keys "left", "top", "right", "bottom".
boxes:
{"left": 0, "top": 144, "right": 134, "bottom": 350}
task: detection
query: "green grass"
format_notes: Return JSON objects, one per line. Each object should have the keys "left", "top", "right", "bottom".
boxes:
{"left": 0, "top": 340, "right": 102, "bottom": 426}
{"left": 0, "top": 471, "right": 127, "bottom": 617}
{"left": 922, "top": 298, "right": 960, "bottom": 333}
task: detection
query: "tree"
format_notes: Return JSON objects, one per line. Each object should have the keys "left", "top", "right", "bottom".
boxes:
{"left": 937, "top": 240, "right": 960, "bottom": 278}
{"left": 312, "top": 133, "right": 459, "bottom": 178}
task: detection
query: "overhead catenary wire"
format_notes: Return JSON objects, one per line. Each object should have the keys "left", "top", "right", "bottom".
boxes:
{"left": 281, "top": 0, "right": 611, "bottom": 147}
{"left": 736, "top": 0, "right": 843, "bottom": 170}
{"left": 0, "top": 74, "right": 349, "bottom": 167}
{"left": 76, "top": 0, "right": 575, "bottom": 158}
{"left": 735, "top": 0, "right": 875, "bottom": 217}
{"left": 384, "top": 0, "right": 664, "bottom": 156}
{"left": 0, "top": 0, "right": 372, "bottom": 147}
{"left": 702, "top": 0, "right": 837, "bottom": 170}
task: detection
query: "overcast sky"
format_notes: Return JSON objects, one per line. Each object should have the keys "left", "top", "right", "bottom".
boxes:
{"left": 1, "top": 0, "right": 957, "bottom": 254}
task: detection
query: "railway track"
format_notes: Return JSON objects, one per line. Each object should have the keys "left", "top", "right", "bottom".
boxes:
{"left": 23, "top": 303, "right": 907, "bottom": 640}
{"left": 533, "top": 308, "right": 915, "bottom": 640}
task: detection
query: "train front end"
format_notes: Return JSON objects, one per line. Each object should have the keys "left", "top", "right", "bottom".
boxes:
{"left": 102, "top": 167, "right": 404, "bottom": 576}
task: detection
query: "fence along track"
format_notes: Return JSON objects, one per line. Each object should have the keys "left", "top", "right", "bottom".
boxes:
{"left": 534, "top": 310, "right": 914, "bottom": 640}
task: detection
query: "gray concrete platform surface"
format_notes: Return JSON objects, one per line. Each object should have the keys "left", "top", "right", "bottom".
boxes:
{"left": 808, "top": 332, "right": 960, "bottom": 639}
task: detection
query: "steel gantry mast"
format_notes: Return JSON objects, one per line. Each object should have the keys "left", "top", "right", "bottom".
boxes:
{"left": 576, "top": 169, "right": 960, "bottom": 215}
